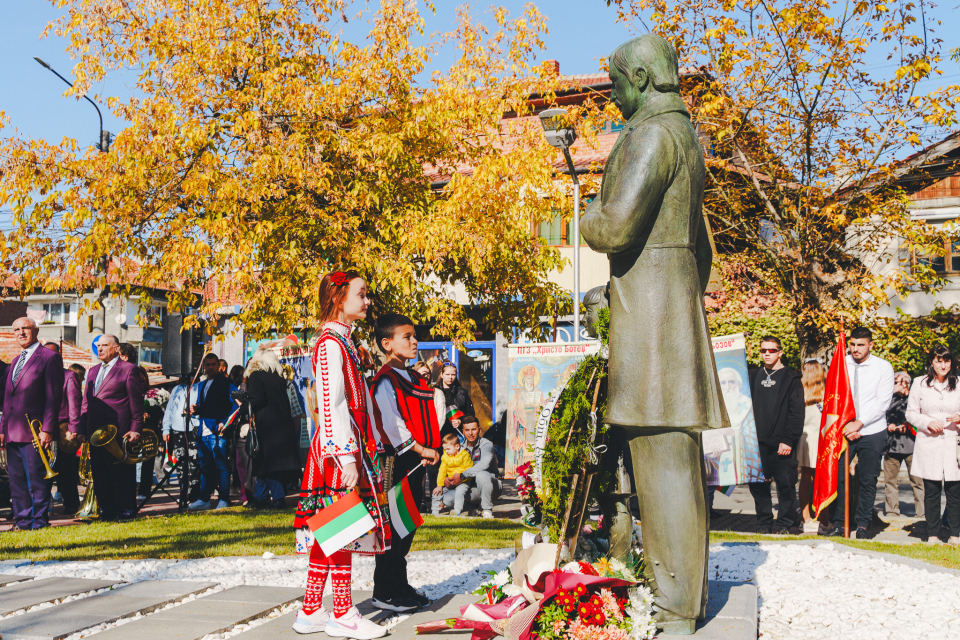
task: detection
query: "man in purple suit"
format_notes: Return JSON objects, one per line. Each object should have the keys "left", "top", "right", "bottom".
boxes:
{"left": 44, "top": 342, "right": 84, "bottom": 515}
{"left": 0, "top": 317, "right": 64, "bottom": 530}
{"left": 79, "top": 334, "right": 145, "bottom": 520}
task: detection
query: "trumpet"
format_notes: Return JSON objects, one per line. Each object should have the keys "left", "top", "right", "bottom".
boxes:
{"left": 26, "top": 414, "right": 58, "bottom": 480}
{"left": 90, "top": 424, "right": 160, "bottom": 464}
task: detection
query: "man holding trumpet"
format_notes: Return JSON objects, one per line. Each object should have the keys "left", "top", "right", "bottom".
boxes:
{"left": 0, "top": 317, "right": 64, "bottom": 530}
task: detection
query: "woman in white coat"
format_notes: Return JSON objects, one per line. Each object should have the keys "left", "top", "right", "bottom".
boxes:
{"left": 905, "top": 345, "right": 960, "bottom": 546}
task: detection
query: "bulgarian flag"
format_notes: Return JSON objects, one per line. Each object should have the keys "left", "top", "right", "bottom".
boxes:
{"left": 446, "top": 407, "right": 465, "bottom": 422}
{"left": 812, "top": 329, "right": 858, "bottom": 518}
{"left": 388, "top": 476, "right": 424, "bottom": 539}
{"left": 306, "top": 490, "right": 375, "bottom": 555}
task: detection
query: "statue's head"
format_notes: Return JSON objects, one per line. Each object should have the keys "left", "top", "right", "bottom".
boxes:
{"left": 609, "top": 34, "right": 681, "bottom": 120}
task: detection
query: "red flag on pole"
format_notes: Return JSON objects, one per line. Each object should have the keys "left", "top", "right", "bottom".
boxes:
{"left": 813, "top": 328, "right": 858, "bottom": 518}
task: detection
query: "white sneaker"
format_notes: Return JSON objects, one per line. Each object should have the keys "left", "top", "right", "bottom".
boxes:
{"left": 482, "top": 510, "right": 494, "bottom": 519}
{"left": 928, "top": 536, "right": 942, "bottom": 546}
{"left": 188, "top": 499, "right": 212, "bottom": 511}
{"left": 292, "top": 608, "right": 329, "bottom": 634}
{"left": 215, "top": 500, "right": 229, "bottom": 510}
{"left": 325, "top": 607, "right": 386, "bottom": 639}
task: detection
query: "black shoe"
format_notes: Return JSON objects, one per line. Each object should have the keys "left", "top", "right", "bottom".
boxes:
{"left": 403, "top": 585, "right": 430, "bottom": 607}
{"left": 817, "top": 524, "right": 835, "bottom": 536}
{"left": 371, "top": 595, "right": 421, "bottom": 612}
{"left": 825, "top": 526, "right": 846, "bottom": 537}
{"left": 758, "top": 525, "right": 774, "bottom": 535}
{"left": 776, "top": 526, "right": 801, "bottom": 535}
{"left": 856, "top": 527, "right": 875, "bottom": 540}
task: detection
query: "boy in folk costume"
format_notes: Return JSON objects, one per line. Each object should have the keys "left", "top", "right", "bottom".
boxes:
{"left": 370, "top": 314, "right": 441, "bottom": 612}
{"left": 293, "top": 271, "right": 390, "bottom": 639}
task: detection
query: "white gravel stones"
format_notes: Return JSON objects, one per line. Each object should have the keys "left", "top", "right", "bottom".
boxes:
{"left": 710, "top": 542, "right": 960, "bottom": 640}
{"left": 9, "top": 543, "right": 960, "bottom": 639}
{"left": 2, "top": 549, "right": 514, "bottom": 599}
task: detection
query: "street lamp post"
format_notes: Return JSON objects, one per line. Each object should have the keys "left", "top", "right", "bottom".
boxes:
{"left": 34, "top": 57, "right": 111, "bottom": 152}
{"left": 539, "top": 108, "right": 580, "bottom": 342}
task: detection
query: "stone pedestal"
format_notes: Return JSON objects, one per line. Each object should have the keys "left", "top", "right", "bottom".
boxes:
{"left": 659, "top": 580, "right": 758, "bottom": 639}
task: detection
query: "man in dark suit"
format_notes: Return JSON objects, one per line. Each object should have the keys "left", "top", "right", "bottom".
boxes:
{"left": 79, "top": 334, "right": 145, "bottom": 520}
{"left": 44, "top": 342, "right": 84, "bottom": 514}
{"left": 0, "top": 317, "right": 64, "bottom": 529}
{"left": 188, "top": 352, "right": 235, "bottom": 510}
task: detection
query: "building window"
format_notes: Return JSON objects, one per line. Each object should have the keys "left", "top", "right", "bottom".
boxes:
{"left": 139, "top": 346, "right": 162, "bottom": 365}
{"left": 536, "top": 200, "right": 594, "bottom": 246}
{"left": 145, "top": 305, "right": 165, "bottom": 327}
{"left": 42, "top": 303, "right": 70, "bottom": 325}
{"left": 915, "top": 239, "right": 960, "bottom": 273}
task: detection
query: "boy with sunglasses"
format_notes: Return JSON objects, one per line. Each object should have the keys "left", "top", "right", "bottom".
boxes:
{"left": 747, "top": 335, "right": 805, "bottom": 534}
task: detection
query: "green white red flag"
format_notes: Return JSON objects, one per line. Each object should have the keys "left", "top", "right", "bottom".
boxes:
{"left": 813, "top": 330, "right": 858, "bottom": 518}
{"left": 306, "top": 489, "right": 375, "bottom": 555}
{"left": 388, "top": 475, "right": 423, "bottom": 539}
{"left": 446, "top": 407, "right": 465, "bottom": 421}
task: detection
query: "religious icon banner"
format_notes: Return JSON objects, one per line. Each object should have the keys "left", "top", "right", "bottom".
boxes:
{"left": 504, "top": 342, "right": 600, "bottom": 479}
{"left": 707, "top": 333, "right": 765, "bottom": 486}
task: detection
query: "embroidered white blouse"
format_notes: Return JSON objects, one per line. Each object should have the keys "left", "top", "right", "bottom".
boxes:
{"left": 905, "top": 376, "right": 960, "bottom": 481}
{"left": 313, "top": 321, "right": 378, "bottom": 460}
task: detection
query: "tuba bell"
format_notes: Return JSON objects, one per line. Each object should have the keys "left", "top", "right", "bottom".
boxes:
{"left": 90, "top": 424, "right": 160, "bottom": 464}
{"left": 26, "top": 415, "right": 58, "bottom": 479}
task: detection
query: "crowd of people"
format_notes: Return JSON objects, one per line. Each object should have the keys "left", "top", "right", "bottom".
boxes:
{"left": 744, "top": 328, "right": 960, "bottom": 544}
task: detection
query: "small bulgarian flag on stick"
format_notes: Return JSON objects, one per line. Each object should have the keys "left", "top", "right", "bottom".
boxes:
{"left": 446, "top": 407, "right": 465, "bottom": 422}
{"left": 389, "top": 475, "right": 424, "bottom": 539}
{"left": 306, "top": 489, "right": 376, "bottom": 556}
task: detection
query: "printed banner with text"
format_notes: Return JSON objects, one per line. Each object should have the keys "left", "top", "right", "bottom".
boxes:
{"left": 705, "top": 333, "right": 765, "bottom": 486}
{"left": 505, "top": 341, "right": 600, "bottom": 479}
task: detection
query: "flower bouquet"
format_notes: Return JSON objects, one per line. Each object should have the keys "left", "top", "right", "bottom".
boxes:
{"left": 145, "top": 387, "right": 171, "bottom": 409}
{"left": 417, "top": 544, "right": 655, "bottom": 640}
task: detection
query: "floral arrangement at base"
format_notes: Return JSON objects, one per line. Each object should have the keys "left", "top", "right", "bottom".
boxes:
{"left": 425, "top": 547, "right": 656, "bottom": 640}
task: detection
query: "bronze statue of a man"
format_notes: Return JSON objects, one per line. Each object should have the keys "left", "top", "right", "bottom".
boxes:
{"left": 580, "top": 34, "right": 729, "bottom": 635}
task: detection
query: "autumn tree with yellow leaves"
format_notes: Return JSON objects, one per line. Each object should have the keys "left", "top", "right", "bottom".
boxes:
{"left": 0, "top": 0, "right": 581, "bottom": 342}
{"left": 613, "top": 0, "right": 960, "bottom": 356}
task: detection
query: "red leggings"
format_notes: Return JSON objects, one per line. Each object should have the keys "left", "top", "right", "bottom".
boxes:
{"left": 303, "top": 544, "right": 352, "bottom": 617}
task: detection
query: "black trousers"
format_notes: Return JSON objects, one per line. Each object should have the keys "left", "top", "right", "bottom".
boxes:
{"left": 832, "top": 429, "right": 886, "bottom": 530}
{"left": 373, "top": 451, "right": 425, "bottom": 600}
{"left": 91, "top": 446, "right": 137, "bottom": 519}
{"left": 171, "top": 431, "right": 201, "bottom": 504}
{"left": 137, "top": 427, "right": 161, "bottom": 496}
{"left": 924, "top": 479, "right": 960, "bottom": 539}
{"left": 54, "top": 448, "right": 81, "bottom": 513}
{"left": 748, "top": 442, "right": 799, "bottom": 530}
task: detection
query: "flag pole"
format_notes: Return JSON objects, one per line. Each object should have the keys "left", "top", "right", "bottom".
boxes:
{"left": 844, "top": 447, "right": 850, "bottom": 538}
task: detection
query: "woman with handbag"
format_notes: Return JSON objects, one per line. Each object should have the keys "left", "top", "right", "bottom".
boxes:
{"left": 292, "top": 270, "right": 390, "bottom": 638}
{"left": 905, "top": 345, "right": 960, "bottom": 546}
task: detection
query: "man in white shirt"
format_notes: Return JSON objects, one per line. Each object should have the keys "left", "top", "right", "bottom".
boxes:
{"left": 830, "top": 327, "right": 895, "bottom": 539}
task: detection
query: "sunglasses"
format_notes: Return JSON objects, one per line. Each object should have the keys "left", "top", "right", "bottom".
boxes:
{"left": 760, "top": 348, "right": 781, "bottom": 354}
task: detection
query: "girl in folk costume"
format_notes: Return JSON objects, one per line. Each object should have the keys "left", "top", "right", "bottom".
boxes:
{"left": 293, "top": 271, "right": 390, "bottom": 639}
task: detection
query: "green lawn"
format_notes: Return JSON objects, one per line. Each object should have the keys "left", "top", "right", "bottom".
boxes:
{"left": 710, "top": 530, "right": 960, "bottom": 572}
{"left": 4, "top": 510, "right": 959, "bottom": 573}
{"left": 0, "top": 508, "right": 531, "bottom": 562}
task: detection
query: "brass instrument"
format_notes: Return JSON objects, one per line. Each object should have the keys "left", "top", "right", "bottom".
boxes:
{"left": 58, "top": 421, "right": 81, "bottom": 455}
{"left": 26, "top": 415, "right": 58, "bottom": 479}
{"left": 74, "top": 443, "right": 98, "bottom": 519}
{"left": 90, "top": 424, "right": 160, "bottom": 464}
{"left": 78, "top": 443, "right": 92, "bottom": 483}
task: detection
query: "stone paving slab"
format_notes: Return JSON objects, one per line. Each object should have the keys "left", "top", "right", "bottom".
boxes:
{"left": 0, "top": 577, "right": 118, "bottom": 616}
{"left": 0, "top": 580, "right": 215, "bottom": 640}
{"left": 0, "top": 576, "right": 32, "bottom": 587}
{"left": 389, "top": 594, "right": 475, "bottom": 639}
{"left": 91, "top": 586, "right": 302, "bottom": 640}
{"left": 228, "top": 612, "right": 298, "bottom": 639}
